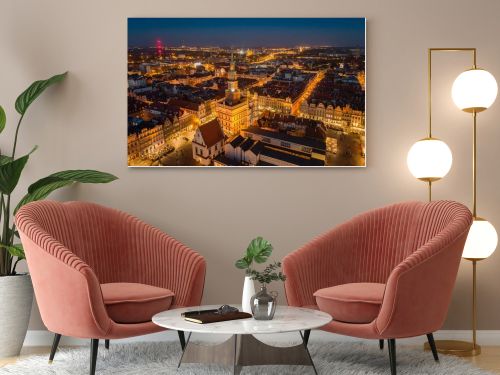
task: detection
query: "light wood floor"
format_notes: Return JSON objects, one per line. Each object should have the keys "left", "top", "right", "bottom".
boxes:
{"left": 464, "top": 346, "right": 500, "bottom": 373}
{"left": 2, "top": 345, "right": 500, "bottom": 372}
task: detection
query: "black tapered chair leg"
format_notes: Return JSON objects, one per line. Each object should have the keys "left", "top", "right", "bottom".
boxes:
{"left": 426, "top": 333, "right": 439, "bottom": 362}
{"left": 105, "top": 339, "right": 110, "bottom": 350}
{"left": 388, "top": 339, "right": 396, "bottom": 375}
{"left": 379, "top": 339, "right": 384, "bottom": 350}
{"left": 177, "top": 330, "right": 186, "bottom": 350}
{"left": 90, "top": 339, "right": 99, "bottom": 375}
{"left": 48, "top": 333, "right": 62, "bottom": 363}
{"left": 303, "top": 329, "right": 311, "bottom": 347}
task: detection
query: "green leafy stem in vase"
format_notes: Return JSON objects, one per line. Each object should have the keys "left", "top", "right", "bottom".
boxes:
{"left": 248, "top": 261, "right": 286, "bottom": 285}
{"left": 0, "top": 72, "right": 118, "bottom": 276}
{"left": 235, "top": 237, "right": 286, "bottom": 285}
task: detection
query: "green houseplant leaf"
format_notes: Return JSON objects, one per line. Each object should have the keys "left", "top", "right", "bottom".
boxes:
{"left": 246, "top": 236, "right": 273, "bottom": 263}
{"left": 235, "top": 258, "right": 250, "bottom": 269}
{"left": 0, "top": 71, "right": 117, "bottom": 277}
{"left": 40, "top": 170, "right": 118, "bottom": 185}
{"left": 249, "top": 261, "right": 287, "bottom": 285}
{"left": 0, "top": 105, "right": 5, "bottom": 134}
{"left": 235, "top": 236, "right": 275, "bottom": 276}
{"left": 0, "top": 155, "right": 13, "bottom": 166}
{"left": 0, "top": 146, "right": 37, "bottom": 194}
{"left": 14, "top": 169, "right": 118, "bottom": 214}
{"left": 0, "top": 244, "right": 25, "bottom": 260}
{"left": 15, "top": 72, "right": 68, "bottom": 115}
{"left": 15, "top": 180, "right": 73, "bottom": 213}
{"left": 27, "top": 170, "right": 117, "bottom": 194}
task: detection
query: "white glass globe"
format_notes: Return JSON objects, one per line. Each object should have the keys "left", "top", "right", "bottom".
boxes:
{"left": 407, "top": 138, "right": 453, "bottom": 181}
{"left": 452, "top": 69, "right": 498, "bottom": 112}
{"left": 462, "top": 218, "right": 498, "bottom": 259}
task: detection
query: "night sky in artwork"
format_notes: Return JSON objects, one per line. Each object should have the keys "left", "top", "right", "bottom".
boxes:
{"left": 128, "top": 18, "right": 365, "bottom": 48}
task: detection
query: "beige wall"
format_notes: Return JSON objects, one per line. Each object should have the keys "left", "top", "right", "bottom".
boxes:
{"left": 1, "top": 0, "right": 500, "bottom": 331}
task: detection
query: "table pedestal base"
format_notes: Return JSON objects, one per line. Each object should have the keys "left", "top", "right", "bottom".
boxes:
{"left": 178, "top": 332, "right": 317, "bottom": 374}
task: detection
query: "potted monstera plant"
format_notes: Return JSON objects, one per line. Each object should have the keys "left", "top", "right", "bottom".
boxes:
{"left": 0, "top": 72, "right": 117, "bottom": 358}
{"left": 235, "top": 237, "right": 274, "bottom": 313}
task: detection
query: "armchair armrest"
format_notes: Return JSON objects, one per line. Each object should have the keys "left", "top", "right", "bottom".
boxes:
{"left": 376, "top": 227, "right": 470, "bottom": 338}
{"left": 17, "top": 230, "right": 111, "bottom": 339}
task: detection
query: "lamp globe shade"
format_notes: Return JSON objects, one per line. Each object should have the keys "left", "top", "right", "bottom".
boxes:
{"left": 452, "top": 69, "right": 498, "bottom": 112}
{"left": 407, "top": 138, "right": 453, "bottom": 181}
{"left": 462, "top": 218, "right": 498, "bottom": 259}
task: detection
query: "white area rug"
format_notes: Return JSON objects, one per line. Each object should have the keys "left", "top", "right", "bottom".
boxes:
{"left": 0, "top": 341, "right": 494, "bottom": 374}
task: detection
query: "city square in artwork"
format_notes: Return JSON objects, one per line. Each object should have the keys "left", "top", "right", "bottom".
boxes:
{"left": 128, "top": 18, "right": 366, "bottom": 167}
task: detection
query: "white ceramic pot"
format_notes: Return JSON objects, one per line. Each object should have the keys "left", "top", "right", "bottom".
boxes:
{"left": 241, "top": 275, "right": 255, "bottom": 313}
{"left": 0, "top": 274, "right": 33, "bottom": 358}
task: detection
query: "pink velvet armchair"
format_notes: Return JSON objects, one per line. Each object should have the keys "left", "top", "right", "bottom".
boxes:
{"left": 16, "top": 201, "right": 206, "bottom": 375}
{"left": 283, "top": 200, "right": 472, "bottom": 375}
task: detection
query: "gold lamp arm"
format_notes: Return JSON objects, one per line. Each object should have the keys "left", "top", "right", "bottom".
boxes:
{"left": 425, "top": 48, "right": 476, "bottom": 202}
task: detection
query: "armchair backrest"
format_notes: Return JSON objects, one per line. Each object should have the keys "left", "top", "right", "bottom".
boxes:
{"left": 283, "top": 200, "right": 472, "bottom": 308}
{"left": 345, "top": 200, "right": 469, "bottom": 284}
{"left": 341, "top": 201, "right": 422, "bottom": 284}
{"left": 16, "top": 200, "right": 131, "bottom": 284}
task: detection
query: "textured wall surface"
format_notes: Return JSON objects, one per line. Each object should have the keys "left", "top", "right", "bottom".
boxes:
{"left": 1, "top": 0, "right": 500, "bottom": 331}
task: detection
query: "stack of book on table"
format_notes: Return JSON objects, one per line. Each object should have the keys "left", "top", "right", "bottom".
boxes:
{"left": 182, "top": 308, "right": 252, "bottom": 324}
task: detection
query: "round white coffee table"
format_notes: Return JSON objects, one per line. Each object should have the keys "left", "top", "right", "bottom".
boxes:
{"left": 153, "top": 305, "right": 332, "bottom": 374}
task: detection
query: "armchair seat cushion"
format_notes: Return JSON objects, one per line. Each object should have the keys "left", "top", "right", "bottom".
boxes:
{"left": 101, "top": 283, "right": 174, "bottom": 324}
{"left": 314, "top": 283, "right": 385, "bottom": 324}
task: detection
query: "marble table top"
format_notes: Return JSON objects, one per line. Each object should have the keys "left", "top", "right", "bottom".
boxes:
{"left": 152, "top": 305, "right": 332, "bottom": 335}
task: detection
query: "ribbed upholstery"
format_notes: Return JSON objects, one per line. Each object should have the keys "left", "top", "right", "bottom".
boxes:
{"left": 283, "top": 200, "right": 472, "bottom": 339}
{"left": 15, "top": 200, "right": 206, "bottom": 339}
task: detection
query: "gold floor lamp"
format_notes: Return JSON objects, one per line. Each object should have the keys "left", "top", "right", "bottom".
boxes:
{"left": 407, "top": 48, "right": 498, "bottom": 356}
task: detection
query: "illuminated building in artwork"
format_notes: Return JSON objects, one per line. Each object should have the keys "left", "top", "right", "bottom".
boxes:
{"left": 128, "top": 121, "right": 166, "bottom": 161}
{"left": 214, "top": 114, "right": 328, "bottom": 167}
{"left": 299, "top": 102, "right": 365, "bottom": 135}
{"left": 216, "top": 53, "right": 250, "bottom": 136}
{"left": 156, "top": 39, "right": 164, "bottom": 59}
{"left": 192, "top": 119, "right": 225, "bottom": 165}
{"left": 298, "top": 70, "right": 365, "bottom": 135}
{"left": 357, "top": 71, "right": 366, "bottom": 91}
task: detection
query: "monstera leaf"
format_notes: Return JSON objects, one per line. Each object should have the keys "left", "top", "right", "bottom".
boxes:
{"left": 15, "top": 169, "right": 117, "bottom": 213}
{"left": 235, "top": 257, "right": 251, "bottom": 269}
{"left": 15, "top": 72, "right": 67, "bottom": 115}
{"left": 235, "top": 237, "right": 274, "bottom": 270}
{"left": 246, "top": 236, "right": 273, "bottom": 263}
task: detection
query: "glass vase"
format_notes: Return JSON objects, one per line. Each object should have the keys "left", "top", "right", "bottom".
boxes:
{"left": 250, "top": 285, "right": 278, "bottom": 320}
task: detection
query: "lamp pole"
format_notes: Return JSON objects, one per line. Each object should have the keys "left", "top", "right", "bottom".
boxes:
{"left": 472, "top": 111, "right": 477, "bottom": 218}
{"left": 470, "top": 109, "right": 478, "bottom": 352}
{"left": 423, "top": 47, "right": 484, "bottom": 357}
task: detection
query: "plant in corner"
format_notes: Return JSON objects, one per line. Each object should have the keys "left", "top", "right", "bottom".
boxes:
{"left": 235, "top": 237, "right": 286, "bottom": 319}
{"left": 0, "top": 72, "right": 117, "bottom": 358}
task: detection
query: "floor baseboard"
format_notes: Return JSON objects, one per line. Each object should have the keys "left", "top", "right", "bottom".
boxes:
{"left": 23, "top": 329, "right": 500, "bottom": 347}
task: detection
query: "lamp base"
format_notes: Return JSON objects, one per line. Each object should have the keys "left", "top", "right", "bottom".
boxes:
{"left": 423, "top": 340, "right": 481, "bottom": 357}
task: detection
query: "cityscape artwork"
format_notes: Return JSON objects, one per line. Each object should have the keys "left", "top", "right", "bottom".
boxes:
{"left": 128, "top": 18, "right": 366, "bottom": 167}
